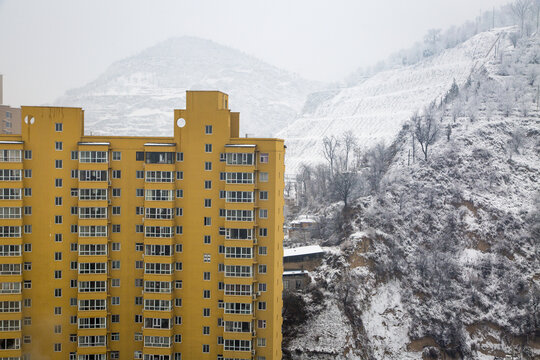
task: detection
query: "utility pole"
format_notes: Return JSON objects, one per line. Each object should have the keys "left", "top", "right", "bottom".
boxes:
{"left": 493, "top": 6, "right": 495, "bottom": 29}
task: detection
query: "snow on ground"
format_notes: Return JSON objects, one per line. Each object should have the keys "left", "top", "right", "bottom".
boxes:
{"left": 288, "top": 299, "right": 354, "bottom": 358}
{"left": 361, "top": 280, "right": 418, "bottom": 360}
{"left": 279, "top": 29, "right": 508, "bottom": 174}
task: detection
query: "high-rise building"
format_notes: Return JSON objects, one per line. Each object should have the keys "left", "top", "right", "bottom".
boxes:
{"left": 0, "top": 75, "right": 22, "bottom": 135}
{"left": 0, "top": 91, "right": 284, "bottom": 360}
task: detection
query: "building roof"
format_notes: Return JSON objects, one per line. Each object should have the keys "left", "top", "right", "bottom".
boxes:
{"left": 283, "top": 245, "right": 324, "bottom": 258}
{"left": 283, "top": 270, "right": 309, "bottom": 276}
{"left": 290, "top": 215, "right": 317, "bottom": 225}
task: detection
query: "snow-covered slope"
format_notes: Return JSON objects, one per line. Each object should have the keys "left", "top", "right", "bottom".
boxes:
{"left": 279, "top": 28, "right": 510, "bottom": 174}
{"left": 55, "top": 37, "right": 322, "bottom": 137}
{"left": 283, "top": 32, "right": 540, "bottom": 359}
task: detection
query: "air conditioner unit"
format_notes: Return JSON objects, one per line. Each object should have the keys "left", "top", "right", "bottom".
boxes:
{"left": 256, "top": 291, "right": 261, "bottom": 297}
{"left": 251, "top": 350, "right": 256, "bottom": 355}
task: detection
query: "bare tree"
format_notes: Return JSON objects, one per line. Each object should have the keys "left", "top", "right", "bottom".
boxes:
{"left": 511, "top": 0, "right": 532, "bottom": 35}
{"left": 340, "top": 131, "right": 358, "bottom": 171}
{"left": 322, "top": 135, "right": 340, "bottom": 175}
{"left": 413, "top": 108, "right": 440, "bottom": 161}
{"left": 366, "top": 143, "right": 388, "bottom": 193}
{"left": 332, "top": 171, "right": 359, "bottom": 208}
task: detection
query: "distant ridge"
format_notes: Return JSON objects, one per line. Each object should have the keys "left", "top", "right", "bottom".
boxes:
{"left": 56, "top": 36, "right": 323, "bottom": 138}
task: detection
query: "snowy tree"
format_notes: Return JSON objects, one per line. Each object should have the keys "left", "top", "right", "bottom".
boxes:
{"left": 322, "top": 135, "right": 340, "bottom": 175}
{"left": 511, "top": 0, "right": 532, "bottom": 35}
{"left": 339, "top": 131, "right": 358, "bottom": 171}
{"left": 332, "top": 171, "right": 359, "bottom": 208}
{"left": 413, "top": 109, "right": 440, "bottom": 161}
{"left": 365, "top": 143, "right": 388, "bottom": 193}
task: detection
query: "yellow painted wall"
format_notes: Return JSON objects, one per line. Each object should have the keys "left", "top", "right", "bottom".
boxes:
{"left": 0, "top": 91, "right": 284, "bottom": 360}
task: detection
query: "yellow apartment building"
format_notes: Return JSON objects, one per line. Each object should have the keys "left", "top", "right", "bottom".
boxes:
{"left": 0, "top": 91, "right": 284, "bottom": 360}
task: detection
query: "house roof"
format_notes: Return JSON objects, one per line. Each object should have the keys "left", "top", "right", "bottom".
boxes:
{"left": 283, "top": 245, "right": 324, "bottom": 258}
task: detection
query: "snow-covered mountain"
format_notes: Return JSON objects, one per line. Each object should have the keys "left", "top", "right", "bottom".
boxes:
{"left": 283, "top": 31, "right": 540, "bottom": 359}
{"left": 279, "top": 28, "right": 510, "bottom": 174}
{"left": 55, "top": 37, "right": 322, "bottom": 137}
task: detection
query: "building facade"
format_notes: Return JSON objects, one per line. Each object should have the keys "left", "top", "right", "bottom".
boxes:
{"left": 0, "top": 75, "right": 22, "bottom": 135}
{"left": 0, "top": 91, "right": 284, "bottom": 360}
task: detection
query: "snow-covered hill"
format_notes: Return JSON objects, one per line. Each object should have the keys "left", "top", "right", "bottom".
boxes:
{"left": 283, "top": 32, "right": 540, "bottom": 359}
{"left": 55, "top": 37, "right": 322, "bottom": 137}
{"left": 279, "top": 28, "right": 512, "bottom": 174}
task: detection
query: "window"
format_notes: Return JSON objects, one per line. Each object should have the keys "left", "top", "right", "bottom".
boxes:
{"left": 176, "top": 189, "right": 183, "bottom": 198}
{"left": 79, "top": 151, "right": 108, "bottom": 163}
{"left": 259, "top": 172, "right": 268, "bottom": 182}
{"left": 136, "top": 207, "right": 144, "bottom": 215}
{"left": 205, "top": 125, "right": 212, "bottom": 134}
{"left": 54, "top": 252, "right": 62, "bottom": 261}
{"left": 111, "top": 333, "right": 119, "bottom": 341}
{"left": 259, "top": 191, "right": 268, "bottom": 200}
{"left": 203, "top": 272, "right": 211, "bottom": 281}
{"left": 112, "top": 188, "right": 121, "bottom": 197}
{"left": 55, "top": 197, "right": 62, "bottom": 206}
{"left": 145, "top": 189, "right": 173, "bottom": 201}
{"left": 258, "top": 264, "right": 267, "bottom": 274}
{"left": 55, "top": 160, "right": 62, "bottom": 169}
{"left": 257, "top": 338, "right": 266, "bottom": 347}
{"left": 111, "top": 279, "right": 120, "bottom": 287}
{"left": 225, "top": 172, "right": 254, "bottom": 184}
{"left": 112, "top": 224, "right": 121, "bottom": 233}
{"left": 79, "top": 170, "right": 107, "bottom": 181}
{"left": 204, "top": 161, "right": 212, "bottom": 171}
{"left": 54, "top": 288, "right": 62, "bottom": 297}
{"left": 71, "top": 151, "right": 78, "bottom": 160}
{"left": 79, "top": 188, "right": 107, "bottom": 200}
{"left": 204, "top": 180, "right": 211, "bottom": 189}
{"left": 136, "top": 170, "right": 144, "bottom": 179}
{"left": 225, "top": 265, "right": 252, "bottom": 277}
{"left": 203, "top": 290, "right": 210, "bottom": 299}
{"left": 55, "top": 123, "right": 63, "bottom": 131}
{"left": 24, "top": 150, "right": 32, "bottom": 160}
{"left": 260, "top": 153, "right": 269, "bottom": 163}
{"left": 136, "top": 225, "right": 143, "bottom": 233}
{"left": 145, "top": 152, "right": 174, "bottom": 164}
{"left": 176, "top": 171, "right": 183, "bottom": 180}
{"left": 175, "top": 244, "right": 183, "bottom": 253}
{"left": 204, "top": 217, "right": 211, "bottom": 226}
{"left": 111, "top": 315, "right": 120, "bottom": 323}
{"left": 258, "top": 283, "right": 267, "bottom": 292}
{"left": 176, "top": 152, "right": 184, "bottom": 161}
{"left": 54, "top": 343, "right": 61, "bottom": 352}
{"left": 226, "top": 209, "right": 253, "bottom": 221}
{"left": 0, "top": 169, "right": 21, "bottom": 181}
{"left": 112, "top": 170, "right": 121, "bottom": 179}
{"left": 203, "top": 254, "right": 211, "bottom": 263}
{"left": 55, "top": 178, "right": 62, "bottom": 187}
{"left": 226, "top": 191, "right": 253, "bottom": 203}
{"left": 136, "top": 151, "right": 144, "bottom": 161}
{"left": 71, "top": 206, "right": 77, "bottom": 215}
{"left": 54, "top": 270, "right": 62, "bottom": 279}
{"left": 258, "top": 246, "right": 267, "bottom": 255}
{"left": 55, "top": 141, "right": 62, "bottom": 151}
{"left": 112, "top": 151, "right": 121, "bottom": 161}
{"left": 204, "top": 235, "right": 211, "bottom": 244}
{"left": 257, "top": 320, "right": 266, "bottom": 329}
{"left": 203, "top": 308, "right": 210, "bottom": 317}
{"left": 23, "top": 225, "right": 31, "bottom": 234}
{"left": 24, "top": 169, "right": 32, "bottom": 178}
{"left": 112, "top": 206, "right": 121, "bottom": 215}
{"left": 205, "top": 144, "right": 212, "bottom": 152}
{"left": 145, "top": 171, "right": 173, "bottom": 183}
{"left": 225, "top": 284, "right": 251, "bottom": 296}
{"left": 135, "top": 243, "right": 143, "bottom": 251}
{"left": 111, "top": 260, "right": 120, "bottom": 269}
{"left": 223, "top": 339, "right": 252, "bottom": 351}
{"left": 259, "top": 209, "right": 268, "bottom": 218}
{"left": 136, "top": 188, "right": 144, "bottom": 197}
{"left": 259, "top": 228, "right": 268, "bottom": 237}
{"left": 226, "top": 152, "right": 254, "bottom": 165}
{"left": 258, "top": 302, "right": 267, "bottom": 310}
{"left": 71, "top": 169, "right": 78, "bottom": 178}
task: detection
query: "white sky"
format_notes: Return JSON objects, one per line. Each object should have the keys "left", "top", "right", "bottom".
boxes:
{"left": 0, "top": 0, "right": 510, "bottom": 106}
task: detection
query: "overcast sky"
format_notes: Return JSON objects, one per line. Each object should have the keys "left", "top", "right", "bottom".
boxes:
{"left": 0, "top": 0, "right": 511, "bottom": 106}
